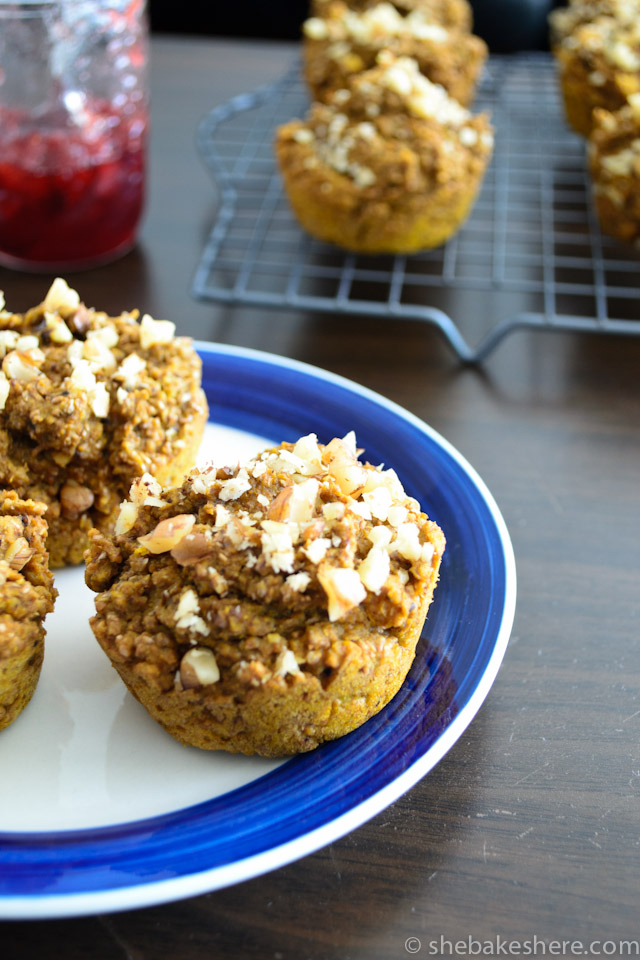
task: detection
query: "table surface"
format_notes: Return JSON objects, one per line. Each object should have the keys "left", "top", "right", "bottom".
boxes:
{"left": 2, "top": 35, "right": 639, "bottom": 959}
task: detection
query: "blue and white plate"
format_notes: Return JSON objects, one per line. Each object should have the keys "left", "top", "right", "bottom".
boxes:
{"left": 0, "top": 343, "right": 516, "bottom": 919}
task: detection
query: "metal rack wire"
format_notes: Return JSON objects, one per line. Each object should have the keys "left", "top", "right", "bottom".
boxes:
{"left": 193, "top": 54, "right": 640, "bottom": 363}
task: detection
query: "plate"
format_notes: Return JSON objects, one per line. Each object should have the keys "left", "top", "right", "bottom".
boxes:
{"left": 0, "top": 343, "right": 516, "bottom": 919}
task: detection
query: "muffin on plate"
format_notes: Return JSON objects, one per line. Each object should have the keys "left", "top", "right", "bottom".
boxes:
{"left": 275, "top": 54, "right": 494, "bottom": 254}
{"left": 85, "top": 432, "right": 446, "bottom": 757}
{"left": 555, "top": 15, "right": 640, "bottom": 135}
{"left": 303, "top": 1, "right": 487, "bottom": 107}
{"left": 0, "top": 491, "right": 56, "bottom": 731}
{"left": 311, "top": 0, "right": 474, "bottom": 32}
{"left": 0, "top": 279, "right": 208, "bottom": 567}
{"left": 588, "top": 93, "right": 640, "bottom": 242}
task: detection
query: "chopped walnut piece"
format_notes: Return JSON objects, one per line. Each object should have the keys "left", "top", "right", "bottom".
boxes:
{"left": 273, "top": 648, "right": 301, "bottom": 677}
{"left": 43, "top": 277, "right": 80, "bottom": 314}
{"left": 138, "top": 514, "right": 196, "bottom": 553}
{"left": 174, "top": 588, "right": 209, "bottom": 636}
{"left": 0, "top": 371, "right": 9, "bottom": 411}
{"left": 171, "top": 530, "right": 214, "bottom": 566}
{"left": 180, "top": 647, "right": 219, "bottom": 688}
{"left": 44, "top": 311, "right": 73, "bottom": 344}
{"left": 60, "top": 483, "right": 95, "bottom": 519}
{"left": 318, "top": 564, "right": 367, "bottom": 621}
{"left": 115, "top": 501, "right": 138, "bottom": 535}
{"left": 2, "top": 348, "right": 45, "bottom": 382}
{"left": 4, "top": 537, "right": 34, "bottom": 572}
{"left": 139, "top": 314, "right": 176, "bottom": 349}
{"left": 358, "top": 545, "right": 390, "bottom": 593}
{"left": 323, "top": 437, "right": 367, "bottom": 496}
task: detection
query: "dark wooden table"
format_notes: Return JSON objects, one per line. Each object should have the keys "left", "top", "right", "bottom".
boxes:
{"left": 3, "top": 36, "right": 639, "bottom": 959}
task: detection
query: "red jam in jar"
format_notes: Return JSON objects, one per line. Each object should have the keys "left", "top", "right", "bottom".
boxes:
{"left": 0, "top": 104, "right": 147, "bottom": 270}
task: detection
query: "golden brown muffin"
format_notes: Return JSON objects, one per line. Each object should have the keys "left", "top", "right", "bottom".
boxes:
{"left": 0, "top": 492, "right": 56, "bottom": 731}
{"left": 549, "top": 0, "right": 640, "bottom": 51}
{"left": 0, "top": 280, "right": 208, "bottom": 568}
{"left": 311, "top": 0, "right": 474, "bottom": 32}
{"left": 303, "top": 1, "right": 487, "bottom": 107}
{"left": 275, "top": 54, "right": 493, "bottom": 254}
{"left": 85, "top": 432, "right": 446, "bottom": 757}
{"left": 555, "top": 15, "right": 640, "bottom": 136}
{"left": 588, "top": 93, "right": 640, "bottom": 242}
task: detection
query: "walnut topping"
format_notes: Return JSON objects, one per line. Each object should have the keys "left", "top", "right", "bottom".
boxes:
{"left": 318, "top": 564, "right": 367, "bottom": 621}
{"left": 218, "top": 467, "right": 252, "bottom": 502}
{"left": 114, "top": 352, "right": 146, "bottom": 389}
{"left": 129, "top": 473, "right": 166, "bottom": 507}
{"left": 60, "top": 483, "right": 95, "bottom": 519}
{"left": 82, "top": 335, "right": 117, "bottom": 374}
{"left": 115, "top": 501, "right": 138, "bottom": 535}
{"left": 139, "top": 313, "right": 176, "bottom": 349}
{"left": 273, "top": 648, "right": 301, "bottom": 677}
{"left": 4, "top": 537, "right": 34, "bottom": 571}
{"left": 260, "top": 520, "right": 297, "bottom": 573}
{"left": 2, "top": 348, "right": 45, "bottom": 382}
{"left": 0, "top": 331, "right": 19, "bottom": 358}
{"left": 171, "top": 530, "right": 214, "bottom": 566}
{"left": 138, "top": 514, "right": 196, "bottom": 553}
{"left": 44, "top": 311, "right": 73, "bottom": 344}
{"left": 179, "top": 646, "right": 219, "bottom": 688}
{"left": 285, "top": 571, "right": 311, "bottom": 593}
{"left": 303, "top": 15, "right": 329, "bottom": 39}
{"left": 303, "top": 537, "right": 331, "bottom": 564}
{"left": 43, "top": 277, "right": 80, "bottom": 314}
{"left": 323, "top": 437, "right": 367, "bottom": 496}
{"left": 358, "top": 544, "right": 390, "bottom": 593}
{"left": 0, "top": 372, "right": 9, "bottom": 411}
{"left": 68, "top": 359, "right": 110, "bottom": 418}
{"left": 174, "top": 589, "right": 209, "bottom": 637}
{"left": 266, "top": 479, "right": 320, "bottom": 523}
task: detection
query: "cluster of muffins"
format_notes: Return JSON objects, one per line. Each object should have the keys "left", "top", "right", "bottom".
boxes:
{"left": 1, "top": 281, "right": 445, "bottom": 755}
{"left": 275, "top": 0, "right": 494, "bottom": 254}
{"left": 551, "top": 0, "right": 640, "bottom": 244}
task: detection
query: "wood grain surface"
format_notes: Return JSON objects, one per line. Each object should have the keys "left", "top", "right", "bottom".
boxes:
{"left": 2, "top": 36, "right": 639, "bottom": 959}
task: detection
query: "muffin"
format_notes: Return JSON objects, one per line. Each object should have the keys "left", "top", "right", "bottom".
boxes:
{"left": 275, "top": 54, "right": 494, "bottom": 254}
{"left": 303, "top": 1, "right": 487, "bottom": 107}
{"left": 0, "top": 491, "right": 56, "bottom": 731}
{"left": 549, "top": 0, "right": 640, "bottom": 51}
{"left": 555, "top": 15, "right": 640, "bottom": 136}
{"left": 588, "top": 93, "right": 640, "bottom": 242}
{"left": 85, "top": 432, "right": 446, "bottom": 757}
{"left": 0, "top": 279, "right": 208, "bottom": 567}
{"left": 311, "top": 0, "right": 474, "bottom": 32}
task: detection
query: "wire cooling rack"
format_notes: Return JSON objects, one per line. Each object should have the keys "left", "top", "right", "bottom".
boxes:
{"left": 192, "top": 53, "right": 640, "bottom": 363}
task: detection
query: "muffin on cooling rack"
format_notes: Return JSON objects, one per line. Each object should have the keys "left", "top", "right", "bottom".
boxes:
{"left": 85, "top": 431, "right": 446, "bottom": 757}
{"left": 555, "top": 15, "right": 640, "bottom": 136}
{"left": 549, "top": 0, "right": 640, "bottom": 51}
{"left": 0, "top": 492, "right": 56, "bottom": 731}
{"left": 303, "top": 1, "right": 487, "bottom": 107}
{"left": 275, "top": 54, "right": 494, "bottom": 254}
{"left": 311, "top": 0, "right": 474, "bottom": 32}
{"left": 588, "top": 93, "right": 640, "bottom": 242}
{"left": 0, "top": 279, "right": 208, "bottom": 567}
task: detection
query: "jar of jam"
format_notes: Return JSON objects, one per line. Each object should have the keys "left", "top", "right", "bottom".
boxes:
{"left": 0, "top": 0, "right": 148, "bottom": 271}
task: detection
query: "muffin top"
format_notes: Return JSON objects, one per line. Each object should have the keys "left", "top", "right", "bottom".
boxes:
{"left": 0, "top": 279, "right": 206, "bottom": 480}
{"left": 558, "top": 14, "right": 640, "bottom": 75}
{"left": 278, "top": 55, "right": 493, "bottom": 197}
{"left": 85, "top": 433, "right": 445, "bottom": 693}
{"left": 549, "top": 0, "right": 640, "bottom": 49}
{"left": 304, "top": 1, "right": 453, "bottom": 47}
{"left": 311, "top": 0, "right": 473, "bottom": 31}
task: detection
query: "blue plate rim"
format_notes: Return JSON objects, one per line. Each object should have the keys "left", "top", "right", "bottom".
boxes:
{"left": 0, "top": 342, "right": 516, "bottom": 919}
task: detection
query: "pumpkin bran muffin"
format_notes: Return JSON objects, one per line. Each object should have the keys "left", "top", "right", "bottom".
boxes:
{"left": 0, "top": 280, "right": 208, "bottom": 567}
{"left": 0, "top": 491, "right": 56, "bottom": 731}
{"left": 588, "top": 93, "right": 640, "bottom": 242}
{"left": 275, "top": 54, "right": 493, "bottom": 254}
{"left": 555, "top": 15, "right": 640, "bottom": 136}
{"left": 311, "top": 0, "right": 474, "bottom": 32}
{"left": 303, "top": 1, "right": 487, "bottom": 107}
{"left": 85, "top": 432, "right": 445, "bottom": 757}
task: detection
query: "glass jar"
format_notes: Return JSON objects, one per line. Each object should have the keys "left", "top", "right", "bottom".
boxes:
{"left": 0, "top": 0, "right": 148, "bottom": 271}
